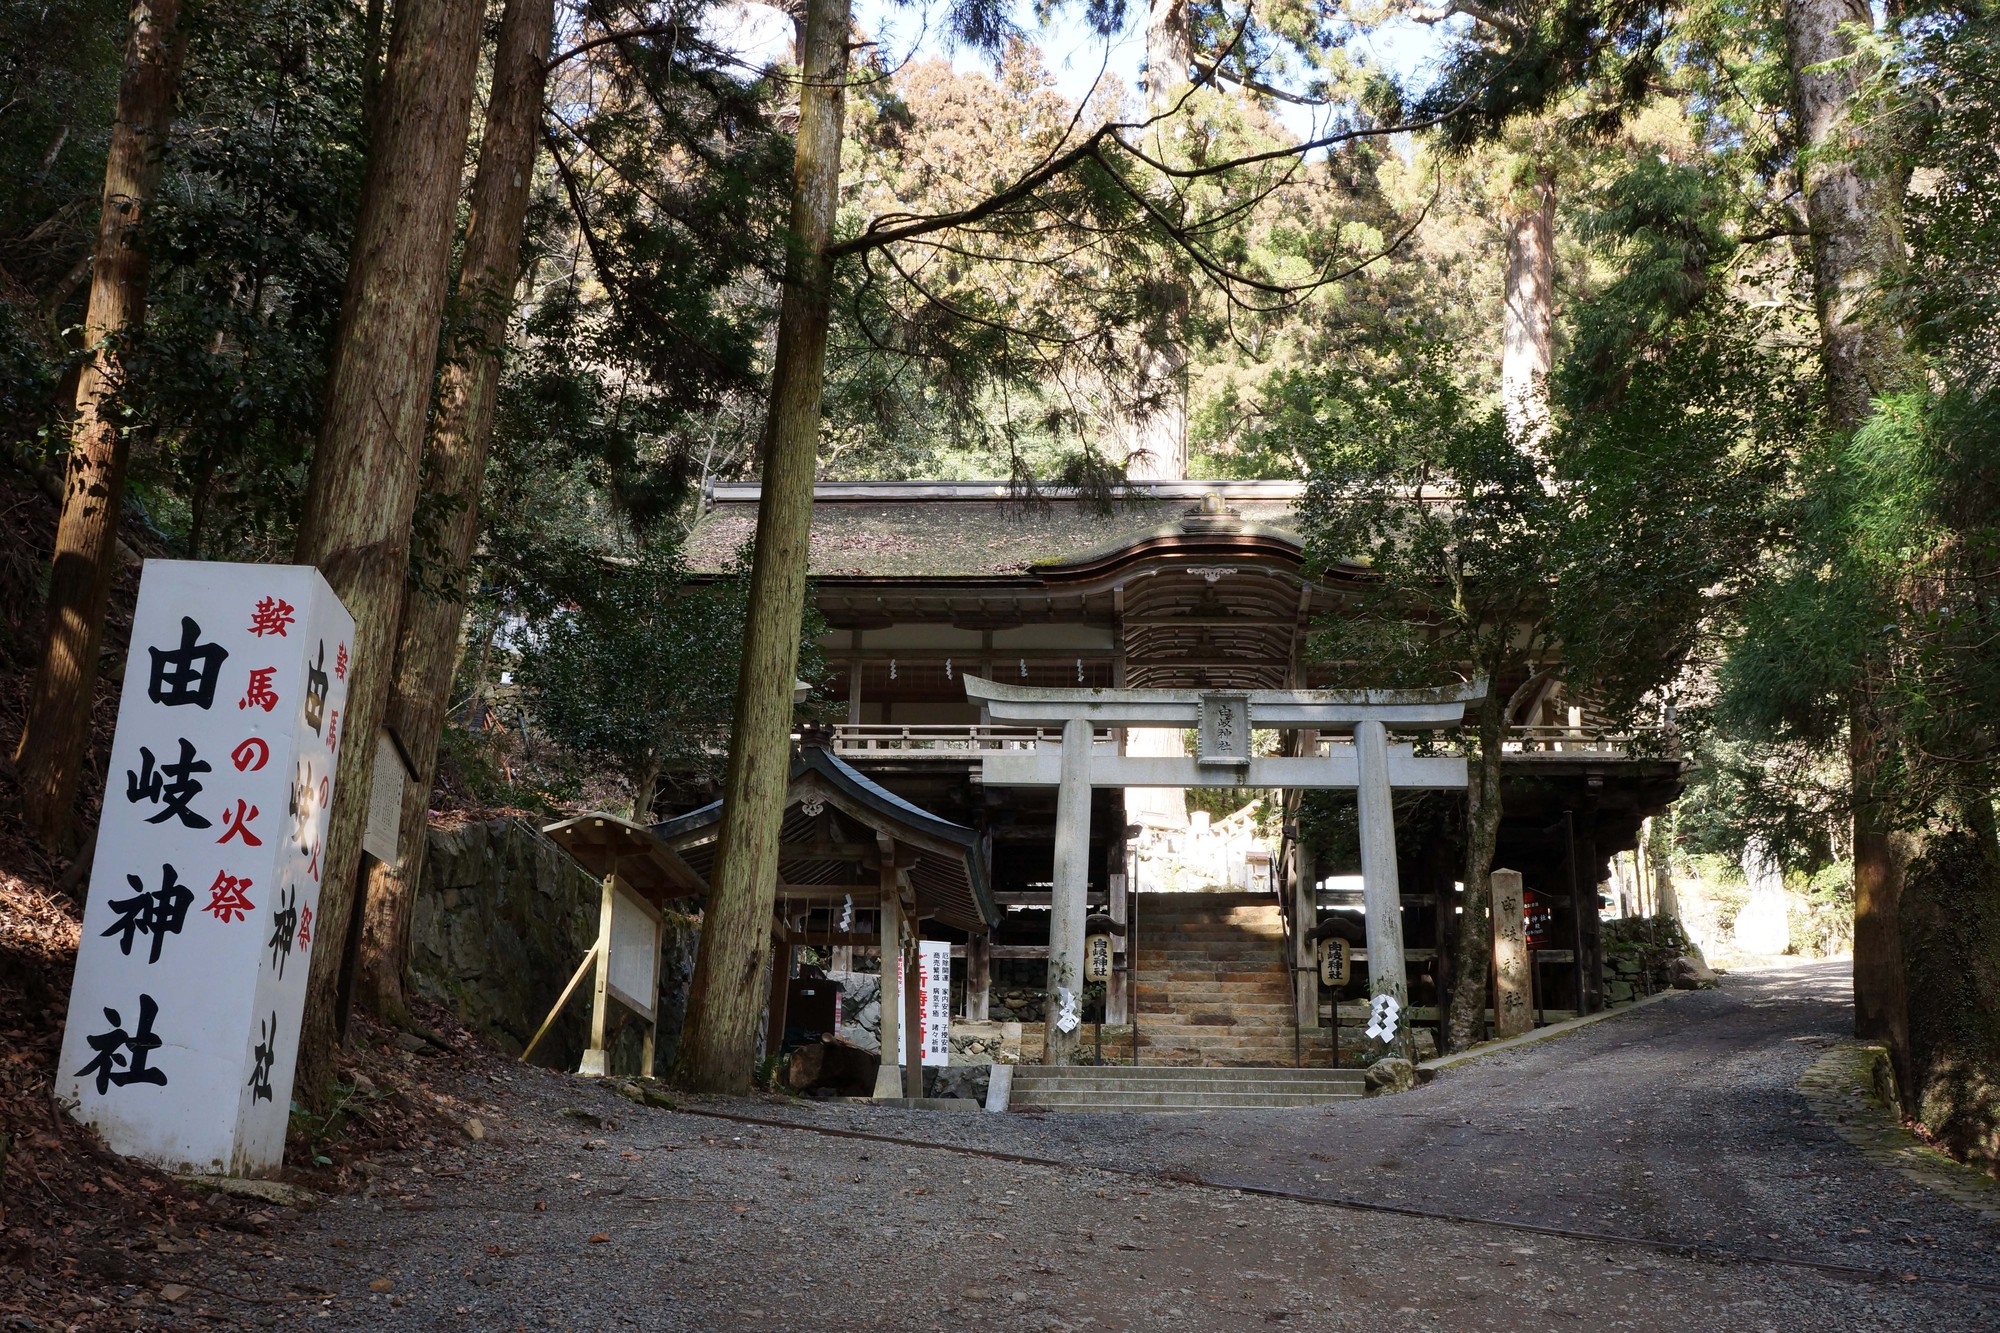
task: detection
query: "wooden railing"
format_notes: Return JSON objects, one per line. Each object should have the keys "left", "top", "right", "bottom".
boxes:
{"left": 1499, "top": 725, "right": 1679, "bottom": 758}
{"left": 828, "top": 724, "right": 1114, "bottom": 758}
{"left": 828, "top": 723, "right": 1679, "bottom": 762}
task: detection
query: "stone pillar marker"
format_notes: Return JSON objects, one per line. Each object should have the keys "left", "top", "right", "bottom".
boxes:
{"left": 1491, "top": 867, "right": 1532, "bottom": 1039}
{"left": 1353, "top": 719, "right": 1411, "bottom": 1062}
{"left": 1104, "top": 869, "right": 1128, "bottom": 1024}
{"left": 1044, "top": 716, "right": 1093, "bottom": 1065}
{"left": 57, "top": 560, "right": 353, "bottom": 1175}
{"left": 966, "top": 932, "right": 991, "bottom": 1022}
{"left": 871, "top": 890, "right": 904, "bottom": 1097}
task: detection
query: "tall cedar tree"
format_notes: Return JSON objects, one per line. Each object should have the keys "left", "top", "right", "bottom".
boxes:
{"left": 13, "top": 0, "right": 187, "bottom": 852}
{"left": 1781, "top": 0, "right": 1920, "bottom": 1072}
{"left": 356, "top": 0, "right": 556, "bottom": 1025}
{"left": 673, "top": 0, "right": 853, "bottom": 1094}
{"left": 289, "top": 0, "right": 484, "bottom": 1108}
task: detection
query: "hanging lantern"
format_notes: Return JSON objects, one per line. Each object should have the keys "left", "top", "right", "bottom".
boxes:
{"left": 1083, "top": 913, "right": 1124, "bottom": 984}
{"left": 1317, "top": 936, "right": 1351, "bottom": 988}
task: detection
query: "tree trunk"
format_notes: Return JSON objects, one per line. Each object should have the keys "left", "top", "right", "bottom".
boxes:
{"left": 1118, "top": 0, "right": 1192, "bottom": 482}
{"left": 631, "top": 754, "right": 662, "bottom": 823}
{"left": 289, "top": 0, "right": 484, "bottom": 1109}
{"left": 1145, "top": 0, "right": 1190, "bottom": 100}
{"left": 1501, "top": 165, "right": 1555, "bottom": 447}
{"left": 1899, "top": 798, "right": 2000, "bottom": 1172}
{"left": 356, "top": 0, "right": 555, "bottom": 1027}
{"left": 11, "top": 0, "right": 187, "bottom": 853}
{"left": 1782, "top": 0, "right": 1918, "bottom": 1063}
{"left": 1445, "top": 691, "right": 1506, "bottom": 1052}
{"left": 1783, "top": 0, "right": 1915, "bottom": 431}
{"left": 1849, "top": 690, "right": 1910, "bottom": 1069}
{"left": 673, "top": 0, "right": 850, "bottom": 1095}
{"left": 1646, "top": 815, "right": 1680, "bottom": 921}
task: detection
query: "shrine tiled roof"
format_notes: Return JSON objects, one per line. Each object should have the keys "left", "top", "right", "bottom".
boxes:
{"left": 681, "top": 480, "right": 1307, "bottom": 579}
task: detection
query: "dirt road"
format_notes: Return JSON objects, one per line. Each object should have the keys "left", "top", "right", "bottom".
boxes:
{"left": 187, "top": 961, "right": 1998, "bottom": 1331}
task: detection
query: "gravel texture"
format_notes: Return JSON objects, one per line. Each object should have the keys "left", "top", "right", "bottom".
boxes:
{"left": 178, "top": 959, "right": 1998, "bottom": 1330}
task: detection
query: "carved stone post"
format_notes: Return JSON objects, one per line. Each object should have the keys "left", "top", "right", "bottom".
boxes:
{"left": 1491, "top": 868, "right": 1531, "bottom": 1039}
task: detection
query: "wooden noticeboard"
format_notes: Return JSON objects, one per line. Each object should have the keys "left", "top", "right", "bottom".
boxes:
{"left": 604, "top": 880, "right": 663, "bottom": 1022}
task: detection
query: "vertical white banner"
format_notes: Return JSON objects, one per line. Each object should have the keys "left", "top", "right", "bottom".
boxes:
{"left": 55, "top": 561, "right": 353, "bottom": 1175}
{"left": 898, "top": 940, "right": 952, "bottom": 1068}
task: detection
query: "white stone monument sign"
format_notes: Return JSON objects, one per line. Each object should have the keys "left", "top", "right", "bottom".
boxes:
{"left": 898, "top": 939, "right": 952, "bottom": 1068}
{"left": 56, "top": 561, "right": 353, "bottom": 1175}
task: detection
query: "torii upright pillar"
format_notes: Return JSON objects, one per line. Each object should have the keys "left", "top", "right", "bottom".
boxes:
{"left": 1354, "top": 719, "right": 1413, "bottom": 1063}
{"left": 1045, "top": 717, "right": 1093, "bottom": 1065}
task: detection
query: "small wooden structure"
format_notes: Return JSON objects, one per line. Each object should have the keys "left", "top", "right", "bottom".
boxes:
{"left": 535, "top": 814, "right": 704, "bottom": 1076}
{"left": 653, "top": 741, "right": 996, "bottom": 1097}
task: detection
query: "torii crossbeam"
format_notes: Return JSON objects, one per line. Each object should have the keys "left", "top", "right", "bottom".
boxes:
{"left": 964, "top": 676, "right": 1487, "bottom": 1066}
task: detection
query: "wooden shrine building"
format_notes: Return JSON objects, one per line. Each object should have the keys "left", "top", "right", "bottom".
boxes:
{"left": 680, "top": 479, "right": 1686, "bottom": 1064}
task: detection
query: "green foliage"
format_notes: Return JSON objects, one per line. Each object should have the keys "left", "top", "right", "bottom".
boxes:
{"left": 134, "top": 0, "right": 369, "bottom": 558}
{"left": 513, "top": 554, "right": 826, "bottom": 817}
{"left": 1787, "top": 860, "right": 1855, "bottom": 959}
{"left": 1292, "top": 343, "right": 1557, "bottom": 695}
{"left": 1411, "top": 0, "right": 1675, "bottom": 152}
{"left": 1, "top": 0, "right": 368, "bottom": 559}
{"left": 0, "top": 0, "right": 122, "bottom": 450}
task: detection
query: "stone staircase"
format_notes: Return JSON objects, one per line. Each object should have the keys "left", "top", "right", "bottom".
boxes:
{"left": 1010, "top": 1063, "right": 1364, "bottom": 1112}
{"left": 1127, "top": 891, "right": 1332, "bottom": 1067}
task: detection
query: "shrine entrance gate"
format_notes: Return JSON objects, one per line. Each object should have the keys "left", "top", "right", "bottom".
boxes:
{"left": 963, "top": 676, "right": 1487, "bottom": 1065}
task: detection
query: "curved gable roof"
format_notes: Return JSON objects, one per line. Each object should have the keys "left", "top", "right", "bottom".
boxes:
{"left": 651, "top": 745, "right": 995, "bottom": 932}
{"left": 681, "top": 480, "right": 1307, "bottom": 582}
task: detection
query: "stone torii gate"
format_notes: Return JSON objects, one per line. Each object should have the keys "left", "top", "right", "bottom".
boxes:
{"left": 965, "top": 676, "right": 1486, "bottom": 1065}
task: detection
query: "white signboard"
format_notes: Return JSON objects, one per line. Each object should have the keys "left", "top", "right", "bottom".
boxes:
{"left": 362, "top": 732, "right": 405, "bottom": 863}
{"left": 604, "top": 881, "right": 662, "bottom": 1021}
{"left": 897, "top": 940, "right": 951, "bottom": 1068}
{"left": 56, "top": 561, "right": 353, "bottom": 1175}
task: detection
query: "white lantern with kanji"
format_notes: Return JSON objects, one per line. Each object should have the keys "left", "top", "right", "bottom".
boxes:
{"left": 1318, "top": 936, "right": 1352, "bottom": 988}
{"left": 55, "top": 561, "right": 353, "bottom": 1175}
{"left": 1083, "top": 912, "right": 1120, "bottom": 984}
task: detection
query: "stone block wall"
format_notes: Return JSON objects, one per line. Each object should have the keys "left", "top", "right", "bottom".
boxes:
{"left": 410, "top": 817, "right": 699, "bottom": 1075}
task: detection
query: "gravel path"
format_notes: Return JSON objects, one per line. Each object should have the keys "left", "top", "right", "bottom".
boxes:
{"left": 185, "top": 960, "right": 1999, "bottom": 1330}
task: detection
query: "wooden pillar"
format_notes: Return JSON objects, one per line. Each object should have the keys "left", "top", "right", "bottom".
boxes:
{"left": 967, "top": 932, "right": 991, "bottom": 1022}
{"left": 765, "top": 935, "right": 793, "bottom": 1059}
{"left": 902, "top": 919, "right": 923, "bottom": 1100}
{"left": 578, "top": 871, "right": 615, "bottom": 1077}
{"left": 872, "top": 893, "right": 904, "bottom": 1097}
{"left": 846, "top": 658, "right": 862, "bottom": 725}
{"left": 1354, "top": 720, "right": 1412, "bottom": 1062}
{"left": 1427, "top": 831, "right": 1454, "bottom": 1028}
{"left": 1292, "top": 840, "right": 1318, "bottom": 1028}
{"left": 1044, "top": 716, "right": 1093, "bottom": 1066}
{"left": 1105, "top": 870, "right": 1129, "bottom": 1024}
{"left": 1579, "top": 834, "right": 1605, "bottom": 1015}
{"left": 1491, "top": 868, "right": 1532, "bottom": 1038}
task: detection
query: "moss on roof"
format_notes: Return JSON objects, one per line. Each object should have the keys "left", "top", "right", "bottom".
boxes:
{"left": 682, "top": 497, "right": 1303, "bottom": 578}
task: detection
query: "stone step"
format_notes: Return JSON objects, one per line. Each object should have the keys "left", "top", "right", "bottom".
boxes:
{"left": 1011, "top": 1067, "right": 1361, "bottom": 1082}
{"left": 1010, "top": 1064, "right": 1365, "bottom": 1111}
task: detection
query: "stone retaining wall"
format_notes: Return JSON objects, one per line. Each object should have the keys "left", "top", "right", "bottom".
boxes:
{"left": 410, "top": 817, "right": 698, "bottom": 1075}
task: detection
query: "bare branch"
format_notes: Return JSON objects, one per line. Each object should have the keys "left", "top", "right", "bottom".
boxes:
{"left": 1190, "top": 56, "right": 1333, "bottom": 107}
{"left": 1409, "top": 1, "right": 1526, "bottom": 36}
